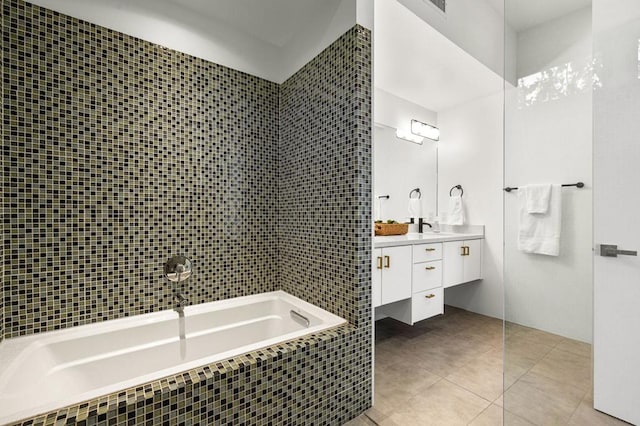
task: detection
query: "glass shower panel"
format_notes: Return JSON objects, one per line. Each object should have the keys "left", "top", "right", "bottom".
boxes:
{"left": 503, "top": 0, "right": 595, "bottom": 424}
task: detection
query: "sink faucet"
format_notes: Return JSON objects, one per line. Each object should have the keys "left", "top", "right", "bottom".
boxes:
{"left": 174, "top": 292, "right": 189, "bottom": 313}
{"left": 418, "top": 218, "right": 433, "bottom": 233}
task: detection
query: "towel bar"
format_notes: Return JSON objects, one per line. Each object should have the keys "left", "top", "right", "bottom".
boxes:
{"left": 503, "top": 182, "right": 584, "bottom": 192}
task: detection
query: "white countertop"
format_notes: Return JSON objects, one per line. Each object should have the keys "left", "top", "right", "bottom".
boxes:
{"left": 374, "top": 232, "right": 484, "bottom": 248}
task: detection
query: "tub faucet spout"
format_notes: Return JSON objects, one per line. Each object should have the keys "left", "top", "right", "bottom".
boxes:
{"left": 174, "top": 292, "right": 189, "bottom": 313}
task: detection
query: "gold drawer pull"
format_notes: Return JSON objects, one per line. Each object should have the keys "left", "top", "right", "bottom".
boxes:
{"left": 425, "top": 266, "right": 436, "bottom": 270}
{"left": 425, "top": 248, "right": 436, "bottom": 252}
{"left": 384, "top": 255, "right": 390, "bottom": 268}
{"left": 376, "top": 256, "right": 382, "bottom": 270}
{"left": 425, "top": 294, "right": 436, "bottom": 299}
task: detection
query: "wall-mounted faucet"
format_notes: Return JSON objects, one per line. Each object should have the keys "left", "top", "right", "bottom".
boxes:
{"left": 165, "top": 255, "right": 192, "bottom": 313}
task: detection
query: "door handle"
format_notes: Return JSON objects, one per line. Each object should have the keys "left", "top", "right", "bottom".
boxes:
{"left": 376, "top": 256, "right": 383, "bottom": 269}
{"left": 384, "top": 255, "right": 390, "bottom": 268}
{"left": 600, "top": 244, "right": 638, "bottom": 257}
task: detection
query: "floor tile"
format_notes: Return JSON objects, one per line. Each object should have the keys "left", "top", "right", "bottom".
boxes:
{"left": 375, "top": 362, "right": 441, "bottom": 401}
{"left": 529, "top": 347, "right": 592, "bottom": 392}
{"left": 367, "top": 309, "right": 598, "bottom": 426}
{"left": 503, "top": 371, "right": 586, "bottom": 425}
{"left": 469, "top": 404, "right": 536, "bottom": 426}
{"left": 384, "top": 379, "right": 491, "bottom": 426}
{"left": 445, "top": 350, "right": 504, "bottom": 401}
{"left": 470, "top": 404, "right": 504, "bottom": 426}
{"left": 555, "top": 338, "right": 592, "bottom": 358}
{"left": 505, "top": 333, "right": 555, "bottom": 369}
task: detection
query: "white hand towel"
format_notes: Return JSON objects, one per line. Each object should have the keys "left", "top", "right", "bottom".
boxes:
{"left": 408, "top": 198, "right": 421, "bottom": 220}
{"left": 447, "top": 195, "right": 465, "bottom": 225}
{"left": 524, "top": 184, "right": 552, "bottom": 214}
{"left": 518, "top": 184, "right": 562, "bottom": 256}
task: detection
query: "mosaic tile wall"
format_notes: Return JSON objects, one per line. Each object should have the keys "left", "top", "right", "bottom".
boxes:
{"left": 0, "top": 0, "right": 3, "bottom": 342}
{"left": 2, "top": 0, "right": 280, "bottom": 338}
{"left": 1, "top": 0, "right": 372, "bottom": 423}
{"left": 279, "top": 26, "right": 372, "bottom": 327}
{"left": 1, "top": 0, "right": 4, "bottom": 342}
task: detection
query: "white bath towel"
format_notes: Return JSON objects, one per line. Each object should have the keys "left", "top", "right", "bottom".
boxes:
{"left": 447, "top": 195, "right": 465, "bottom": 225}
{"left": 408, "top": 198, "right": 421, "bottom": 220}
{"left": 524, "top": 184, "right": 552, "bottom": 214}
{"left": 518, "top": 184, "right": 562, "bottom": 256}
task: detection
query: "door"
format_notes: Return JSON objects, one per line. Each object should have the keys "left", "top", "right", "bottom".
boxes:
{"left": 372, "top": 248, "right": 382, "bottom": 307}
{"left": 463, "top": 239, "right": 482, "bottom": 282}
{"left": 443, "top": 241, "right": 464, "bottom": 288}
{"left": 380, "top": 246, "right": 412, "bottom": 304}
{"left": 593, "top": 1, "right": 640, "bottom": 423}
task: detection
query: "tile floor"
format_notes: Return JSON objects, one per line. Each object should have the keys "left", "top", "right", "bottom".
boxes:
{"left": 345, "top": 306, "right": 630, "bottom": 426}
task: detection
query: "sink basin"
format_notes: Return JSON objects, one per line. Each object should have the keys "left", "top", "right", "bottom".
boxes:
{"left": 406, "top": 232, "right": 455, "bottom": 237}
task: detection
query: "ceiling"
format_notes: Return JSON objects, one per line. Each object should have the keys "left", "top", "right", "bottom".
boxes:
{"left": 485, "top": 0, "right": 592, "bottom": 32}
{"left": 375, "top": 0, "right": 503, "bottom": 113}
{"left": 165, "top": 0, "right": 332, "bottom": 48}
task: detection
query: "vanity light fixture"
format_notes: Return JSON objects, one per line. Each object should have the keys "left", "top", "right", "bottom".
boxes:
{"left": 395, "top": 129, "right": 424, "bottom": 144}
{"left": 411, "top": 119, "right": 440, "bottom": 141}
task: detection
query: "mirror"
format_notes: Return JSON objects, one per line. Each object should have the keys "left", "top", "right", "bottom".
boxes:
{"left": 373, "top": 88, "right": 439, "bottom": 226}
{"left": 373, "top": 124, "right": 438, "bottom": 224}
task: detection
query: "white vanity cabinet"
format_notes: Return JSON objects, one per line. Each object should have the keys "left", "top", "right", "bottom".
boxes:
{"left": 443, "top": 239, "right": 483, "bottom": 288}
{"left": 374, "top": 232, "right": 484, "bottom": 325}
{"left": 372, "top": 246, "right": 412, "bottom": 307}
{"left": 411, "top": 243, "right": 444, "bottom": 322}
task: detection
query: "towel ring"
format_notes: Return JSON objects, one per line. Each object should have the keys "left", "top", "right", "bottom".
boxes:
{"left": 449, "top": 185, "right": 463, "bottom": 197}
{"left": 409, "top": 188, "right": 421, "bottom": 199}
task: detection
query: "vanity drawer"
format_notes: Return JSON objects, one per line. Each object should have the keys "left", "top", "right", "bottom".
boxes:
{"left": 413, "top": 243, "right": 443, "bottom": 263}
{"left": 412, "top": 288, "right": 444, "bottom": 323}
{"left": 412, "top": 261, "right": 442, "bottom": 293}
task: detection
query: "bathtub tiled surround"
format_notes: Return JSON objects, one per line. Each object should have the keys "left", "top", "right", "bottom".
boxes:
{"left": 1, "top": 0, "right": 372, "bottom": 424}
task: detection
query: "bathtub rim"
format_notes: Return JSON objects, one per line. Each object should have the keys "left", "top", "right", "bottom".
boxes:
{"left": 0, "top": 290, "right": 347, "bottom": 425}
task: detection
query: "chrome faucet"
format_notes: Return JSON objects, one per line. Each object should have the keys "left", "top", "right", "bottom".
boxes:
{"left": 173, "top": 292, "right": 189, "bottom": 313}
{"left": 164, "top": 255, "right": 192, "bottom": 314}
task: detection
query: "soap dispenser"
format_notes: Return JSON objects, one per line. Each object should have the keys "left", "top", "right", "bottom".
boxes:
{"left": 432, "top": 216, "right": 441, "bottom": 233}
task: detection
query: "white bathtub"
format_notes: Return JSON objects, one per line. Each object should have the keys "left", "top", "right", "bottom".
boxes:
{"left": 0, "top": 291, "right": 345, "bottom": 424}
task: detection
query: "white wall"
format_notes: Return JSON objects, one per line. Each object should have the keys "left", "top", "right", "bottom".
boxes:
{"left": 437, "top": 92, "right": 504, "bottom": 320}
{"left": 516, "top": 7, "right": 592, "bottom": 79}
{"left": 504, "top": 7, "right": 593, "bottom": 342}
{"left": 398, "top": 0, "right": 517, "bottom": 84}
{"left": 374, "top": 88, "right": 438, "bottom": 134}
{"left": 28, "top": 0, "right": 372, "bottom": 83}
{"left": 374, "top": 88, "right": 438, "bottom": 225}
